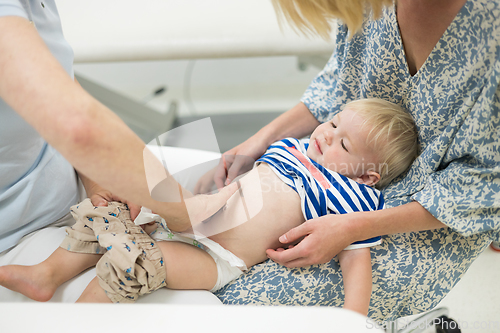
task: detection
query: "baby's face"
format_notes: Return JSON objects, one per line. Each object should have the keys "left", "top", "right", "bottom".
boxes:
{"left": 306, "top": 107, "right": 379, "bottom": 182}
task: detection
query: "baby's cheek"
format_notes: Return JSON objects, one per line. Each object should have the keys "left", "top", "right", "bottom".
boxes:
{"left": 305, "top": 147, "right": 316, "bottom": 161}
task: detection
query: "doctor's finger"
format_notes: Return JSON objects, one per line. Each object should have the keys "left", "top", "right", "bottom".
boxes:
{"left": 193, "top": 167, "right": 217, "bottom": 195}
{"left": 193, "top": 176, "right": 211, "bottom": 195}
{"left": 185, "top": 181, "right": 239, "bottom": 224}
{"left": 214, "top": 158, "right": 229, "bottom": 189}
{"left": 109, "top": 194, "right": 141, "bottom": 220}
{"left": 209, "top": 181, "right": 239, "bottom": 210}
{"left": 89, "top": 194, "right": 109, "bottom": 207}
{"left": 128, "top": 203, "right": 141, "bottom": 220}
{"left": 193, "top": 181, "right": 202, "bottom": 195}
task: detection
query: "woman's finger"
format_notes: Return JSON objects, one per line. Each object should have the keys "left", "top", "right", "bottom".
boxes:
{"left": 266, "top": 244, "right": 304, "bottom": 265}
{"left": 280, "top": 258, "right": 311, "bottom": 269}
{"left": 278, "top": 222, "right": 312, "bottom": 244}
{"left": 225, "top": 155, "right": 254, "bottom": 186}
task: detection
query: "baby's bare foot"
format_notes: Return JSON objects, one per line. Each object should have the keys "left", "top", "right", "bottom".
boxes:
{"left": 0, "top": 265, "right": 58, "bottom": 302}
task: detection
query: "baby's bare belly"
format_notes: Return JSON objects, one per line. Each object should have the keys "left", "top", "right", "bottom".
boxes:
{"left": 196, "top": 164, "right": 305, "bottom": 268}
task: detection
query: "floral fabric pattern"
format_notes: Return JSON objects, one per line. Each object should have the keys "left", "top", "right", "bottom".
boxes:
{"left": 216, "top": 0, "right": 500, "bottom": 321}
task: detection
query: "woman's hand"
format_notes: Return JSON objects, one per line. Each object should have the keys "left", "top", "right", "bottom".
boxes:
{"left": 213, "top": 102, "right": 320, "bottom": 189}
{"left": 267, "top": 202, "right": 447, "bottom": 268}
{"left": 266, "top": 214, "right": 357, "bottom": 268}
{"left": 194, "top": 137, "right": 268, "bottom": 195}
{"left": 214, "top": 138, "right": 269, "bottom": 189}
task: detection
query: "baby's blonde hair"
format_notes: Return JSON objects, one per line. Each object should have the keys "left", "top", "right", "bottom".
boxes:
{"left": 344, "top": 98, "right": 419, "bottom": 189}
{"left": 271, "top": 0, "right": 393, "bottom": 39}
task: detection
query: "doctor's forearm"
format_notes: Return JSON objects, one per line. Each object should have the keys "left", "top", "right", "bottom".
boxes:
{"left": 0, "top": 17, "right": 184, "bottom": 222}
{"left": 67, "top": 100, "right": 186, "bottom": 220}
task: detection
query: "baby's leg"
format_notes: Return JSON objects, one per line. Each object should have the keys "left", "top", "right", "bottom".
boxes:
{"left": 0, "top": 199, "right": 106, "bottom": 301}
{"left": 0, "top": 248, "right": 101, "bottom": 302}
{"left": 77, "top": 240, "right": 217, "bottom": 302}
{"left": 157, "top": 241, "right": 218, "bottom": 290}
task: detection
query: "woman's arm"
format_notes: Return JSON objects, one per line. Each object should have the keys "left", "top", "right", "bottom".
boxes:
{"left": 338, "top": 248, "right": 372, "bottom": 316}
{"left": 213, "top": 102, "right": 320, "bottom": 188}
{"left": 353, "top": 200, "right": 446, "bottom": 239}
{"left": 0, "top": 17, "right": 235, "bottom": 230}
{"left": 267, "top": 201, "right": 446, "bottom": 267}
{"left": 253, "top": 102, "right": 321, "bottom": 148}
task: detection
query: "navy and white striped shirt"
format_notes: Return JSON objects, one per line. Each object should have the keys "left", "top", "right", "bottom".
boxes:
{"left": 257, "top": 138, "right": 383, "bottom": 249}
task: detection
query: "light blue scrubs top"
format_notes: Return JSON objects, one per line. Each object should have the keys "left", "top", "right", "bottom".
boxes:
{"left": 0, "top": 0, "right": 78, "bottom": 252}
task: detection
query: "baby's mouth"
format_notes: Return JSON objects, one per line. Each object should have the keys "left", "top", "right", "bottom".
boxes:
{"left": 314, "top": 139, "right": 322, "bottom": 154}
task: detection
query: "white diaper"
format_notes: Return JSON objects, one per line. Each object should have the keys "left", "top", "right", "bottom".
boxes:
{"left": 135, "top": 208, "right": 247, "bottom": 292}
{"left": 152, "top": 229, "right": 246, "bottom": 292}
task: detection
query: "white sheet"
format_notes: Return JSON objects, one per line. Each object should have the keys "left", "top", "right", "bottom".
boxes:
{"left": 0, "top": 146, "right": 222, "bottom": 304}
{"left": 1, "top": 303, "right": 383, "bottom": 333}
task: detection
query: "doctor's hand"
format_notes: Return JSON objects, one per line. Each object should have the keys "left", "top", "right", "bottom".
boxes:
{"left": 193, "top": 167, "right": 217, "bottom": 195}
{"left": 87, "top": 186, "right": 141, "bottom": 221}
{"left": 79, "top": 172, "right": 142, "bottom": 220}
{"left": 266, "top": 214, "right": 356, "bottom": 268}
{"left": 184, "top": 181, "right": 239, "bottom": 227}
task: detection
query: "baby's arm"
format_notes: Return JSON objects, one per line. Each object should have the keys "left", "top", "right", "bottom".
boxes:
{"left": 337, "top": 248, "right": 372, "bottom": 316}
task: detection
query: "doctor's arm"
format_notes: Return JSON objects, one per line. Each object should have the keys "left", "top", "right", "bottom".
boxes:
{"left": 0, "top": 16, "right": 235, "bottom": 230}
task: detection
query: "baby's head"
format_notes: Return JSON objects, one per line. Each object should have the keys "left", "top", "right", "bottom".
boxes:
{"left": 306, "top": 98, "right": 419, "bottom": 189}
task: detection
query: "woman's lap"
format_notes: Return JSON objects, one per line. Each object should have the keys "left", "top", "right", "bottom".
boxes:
{"left": 1, "top": 148, "right": 492, "bottom": 313}
{"left": 2, "top": 222, "right": 489, "bottom": 315}
{"left": 216, "top": 227, "right": 491, "bottom": 321}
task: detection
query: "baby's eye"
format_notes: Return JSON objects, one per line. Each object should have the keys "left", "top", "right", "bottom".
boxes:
{"left": 331, "top": 121, "right": 337, "bottom": 128}
{"left": 341, "top": 139, "right": 349, "bottom": 152}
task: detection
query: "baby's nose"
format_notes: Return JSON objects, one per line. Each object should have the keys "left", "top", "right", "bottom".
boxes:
{"left": 324, "top": 130, "right": 333, "bottom": 144}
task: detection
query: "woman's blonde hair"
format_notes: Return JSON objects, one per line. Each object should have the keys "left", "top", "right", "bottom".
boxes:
{"left": 345, "top": 98, "right": 419, "bottom": 189}
{"left": 271, "top": 0, "right": 393, "bottom": 39}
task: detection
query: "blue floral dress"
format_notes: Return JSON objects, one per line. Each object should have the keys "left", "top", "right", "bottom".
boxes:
{"left": 216, "top": 0, "right": 500, "bottom": 321}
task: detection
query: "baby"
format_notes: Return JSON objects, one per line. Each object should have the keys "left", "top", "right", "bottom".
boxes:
{"left": 0, "top": 98, "right": 418, "bottom": 316}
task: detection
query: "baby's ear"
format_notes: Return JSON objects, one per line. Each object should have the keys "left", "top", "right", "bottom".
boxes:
{"left": 354, "top": 171, "right": 380, "bottom": 186}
